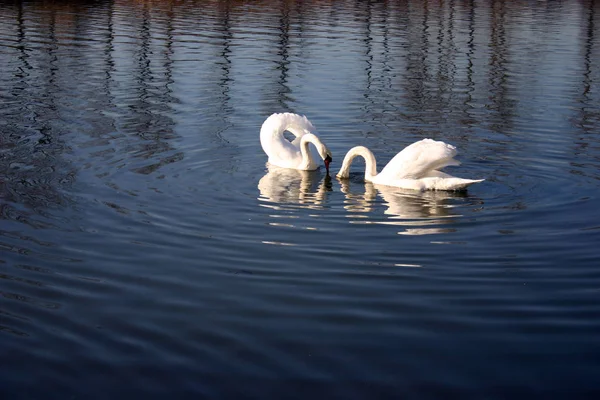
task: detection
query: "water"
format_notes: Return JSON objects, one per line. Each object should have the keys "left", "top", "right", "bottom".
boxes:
{"left": 1, "top": 0, "right": 599, "bottom": 397}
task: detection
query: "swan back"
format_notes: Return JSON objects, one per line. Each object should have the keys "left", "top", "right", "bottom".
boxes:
{"left": 378, "top": 138, "right": 461, "bottom": 181}
{"left": 260, "top": 113, "right": 317, "bottom": 157}
{"left": 260, "top": 113, "right": 330, "bottom": 171}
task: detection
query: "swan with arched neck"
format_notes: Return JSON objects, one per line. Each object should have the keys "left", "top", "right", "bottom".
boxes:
{"left": 260, "top": 113, "right": 332, "bottom": 172}
{"left": 336, "top": 139, "right": 484, "bottom": 191}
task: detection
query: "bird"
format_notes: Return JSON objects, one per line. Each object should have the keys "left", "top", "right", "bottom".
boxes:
{"left": 260, "top": 113, "right": 332, "bottom": 172}
{"left": 336, "top": 138, "right": 484, "bottom": 191}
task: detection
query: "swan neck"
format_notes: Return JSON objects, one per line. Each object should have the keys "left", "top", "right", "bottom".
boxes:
{"left": 339, "top": 146, "right": 378, "bottom": 180}
{"left": 300, "top": 133, "right": 318, "bottom": 147}
{"left": 300, "top": 133, "right": 319, "bottom": 167}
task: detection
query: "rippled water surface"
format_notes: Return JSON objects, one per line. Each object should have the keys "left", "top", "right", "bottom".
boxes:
{"left": 2, "top": 0, "right": 600, "bottom": 397}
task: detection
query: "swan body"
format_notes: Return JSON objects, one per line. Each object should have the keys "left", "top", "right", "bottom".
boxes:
{"left": 336, "top": 139, "right": 484, "bottom": 191}
{"left": 260, "top": 113, "right": 332, "bottom": 171}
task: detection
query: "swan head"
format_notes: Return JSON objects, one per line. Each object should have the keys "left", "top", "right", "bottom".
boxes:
{"left": 300, "top": 133, "right": 333, "bottom": 172}
{"left": 312, "top": 144, "right": 332, "bottom": 173}
{"left": 315, "top": 142, "right": 333, "bottom": 172}
{"left": 324, "top": 153, "right": 332, "bottom": 173}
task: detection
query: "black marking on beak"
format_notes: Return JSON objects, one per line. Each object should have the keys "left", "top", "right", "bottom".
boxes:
{"left": 324, "top": 155, "right": 332, "bottom": 174}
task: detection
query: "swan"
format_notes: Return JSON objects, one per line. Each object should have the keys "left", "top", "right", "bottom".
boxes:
{"left": 336, "top": 139, "right": 484, "bottom": 191}
{"left": 260, "top": 113, "right": 332, "bottom": 172}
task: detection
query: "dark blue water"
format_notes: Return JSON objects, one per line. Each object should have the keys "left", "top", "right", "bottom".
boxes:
{"left": 1, "top": 0, "right": 600, "bottom": 398}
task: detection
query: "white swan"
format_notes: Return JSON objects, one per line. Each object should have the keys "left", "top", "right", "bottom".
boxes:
{"left": 336, "top": 139, "right": 484, "bottom": 191}
{"left": 260, "top": 113, "right": 332, "bottom": 172}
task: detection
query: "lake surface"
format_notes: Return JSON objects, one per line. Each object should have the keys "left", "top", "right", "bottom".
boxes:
{"left": 1, "top": 0, "right": 600, "bottom": 397}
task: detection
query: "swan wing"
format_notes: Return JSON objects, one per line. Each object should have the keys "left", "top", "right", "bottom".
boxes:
{"left": 378, "top": 139, "right": 461, "bottom": 180}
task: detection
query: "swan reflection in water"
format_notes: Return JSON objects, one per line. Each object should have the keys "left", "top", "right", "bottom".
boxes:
{"left": 257, "top": 164, "right": 332, "bottom": 210}
{"left": 257, "top": 165, "right": 479, "bottom": 236}
{"left": 338, "top": 177, "right": 474, "bottom": 235}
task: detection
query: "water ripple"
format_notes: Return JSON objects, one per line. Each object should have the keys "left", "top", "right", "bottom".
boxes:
{"left": 1, "top": 0, "right": 600, "bottom": 397}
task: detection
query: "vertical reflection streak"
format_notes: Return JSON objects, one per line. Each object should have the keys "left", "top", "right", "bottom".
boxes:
{"left": 487, "top": 0, "right": 515, "bottom": 131}
{"left": 217, "top": 1, "right": 232, "bottom": 115}
{"left": 573, "top": 1, "right": 599, "bottom": 139}
{"left": 363, "top": 0, "right": 373, "bottom": 99}
{"left": 104, "top": 0, "right": 115, "bottom": 92}
{"left": 276, "top": 1, "right": 291, "bottom": 111}
{"left": 465, "top": 0, "right": 476, "bottom": 111}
